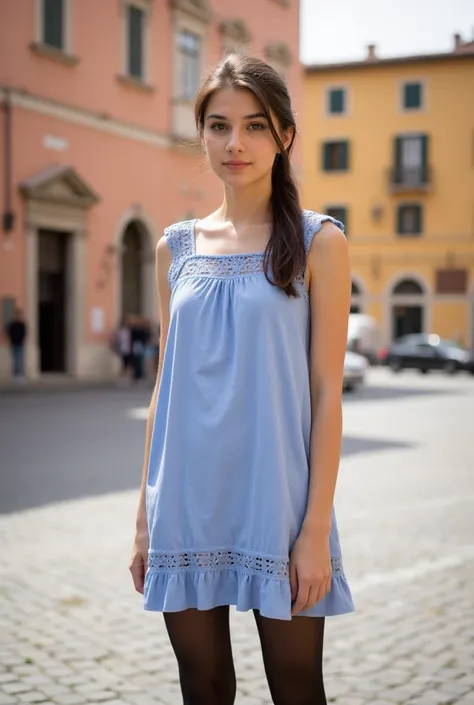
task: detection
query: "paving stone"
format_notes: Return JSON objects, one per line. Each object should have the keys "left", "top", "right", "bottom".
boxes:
{"left": 50, "top": 695, "right": 87, "bottom": 705}
{"left": 1, "top": 682, "right": 32, "bottom": 695}
{"left": 0, "top": 694, "right": 20, "bottom": 705}
{"left": 17, "top": 692, "right": 50, "bottom": 703}
{"left": 0, "top": 676, "right": 17, "bottom": 685}
{"left": 454, "top": 696, "right": 474, "bottom": 705}
{"left": 437, "top": 681, "right": 473, "bottom": 697}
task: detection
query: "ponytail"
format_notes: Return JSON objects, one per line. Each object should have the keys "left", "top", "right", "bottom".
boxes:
{"left": 265, "top": 148, "right": 305, "bottom": 298}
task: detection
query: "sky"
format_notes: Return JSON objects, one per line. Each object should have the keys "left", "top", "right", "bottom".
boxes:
{"left": 300, "top": 0, "right": 474, "bottom": 65}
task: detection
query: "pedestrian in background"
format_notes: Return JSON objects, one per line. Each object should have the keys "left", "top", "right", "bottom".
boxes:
{"left": 129, "top": 52, "right": 354, "bottom": 705}
{"left": 5, "top": 308, "right": 27, "bottom": 382}
{"left": 116, "top": 316, "right": 133, "bottom": 382}
{"left": 130, "top": 315, "right": 148, "bottom": 383}
{"left": 142, "top": 317, "right": 157, "bottom": 382}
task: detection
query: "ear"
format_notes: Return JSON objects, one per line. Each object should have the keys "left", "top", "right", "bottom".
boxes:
{"left": 282, "top": 127, "right": 295, "bottom": 152}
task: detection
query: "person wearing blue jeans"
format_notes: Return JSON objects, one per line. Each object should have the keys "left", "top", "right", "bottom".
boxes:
{"left": 6, "top": 308, "right": 27, "bottom": 380}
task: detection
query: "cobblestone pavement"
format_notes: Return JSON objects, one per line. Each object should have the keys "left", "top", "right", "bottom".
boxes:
{"left": 1, "top": 369, "right": 473, "bottom": 705}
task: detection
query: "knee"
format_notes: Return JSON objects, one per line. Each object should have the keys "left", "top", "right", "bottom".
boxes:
{"left": 179, "top": 663, "right": 236, "bottom": 705}
{"left": 267, "top": 664, "right": 326, "bottom": 705}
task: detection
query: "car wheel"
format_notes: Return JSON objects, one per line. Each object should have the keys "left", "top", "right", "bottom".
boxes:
{"left": 444, "top": 360, "right": 458, "bottom": 375}
{"left": 389, "top": 358, "right": 402, "bottom": 373}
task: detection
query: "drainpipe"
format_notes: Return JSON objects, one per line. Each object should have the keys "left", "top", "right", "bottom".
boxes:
{"left": 2, "top": 89, "right": 15, "bottom": 234}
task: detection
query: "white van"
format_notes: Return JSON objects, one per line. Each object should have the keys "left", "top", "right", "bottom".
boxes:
{"left": 347, "top": 314, "right": 380, "bottom": 365}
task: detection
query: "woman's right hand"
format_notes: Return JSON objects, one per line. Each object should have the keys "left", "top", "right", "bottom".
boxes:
{"left": 129, "top": 528, "right": 149, "bottom": 595}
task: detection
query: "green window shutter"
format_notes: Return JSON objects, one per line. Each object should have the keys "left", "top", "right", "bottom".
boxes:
{"left": 340, "top": 140, "right": 349, "bottom": 170}
{"left": 421, "top": 135, "right": 429, "bottom": 182}
{"left": 416, "top": 205, "right": 423, "bottom": 233}
{"left": 404, "top": 83, "right": 421, "bottom": 109}
{"left": 397, "top": 206, "right": 404, "bottom": 234}
{"left": 329, "top": 89, "right": 345, "bottom": 114}
{"left": 394, "top": 137, "right": 402, "bottom": 183}
{"left": 43, "top": 0, "right": 64, "bottom": 49}
{"left": 341, "top": 207, "right": 348, "bottom": 235}
{"left": 128, "top": 6, "right": 143, "bottom": 78}
{"left": 322, "top": 143, "right": 330, "bottom": 171}
{"left": 327, "top": 207, "right": 348, "bottom": 235}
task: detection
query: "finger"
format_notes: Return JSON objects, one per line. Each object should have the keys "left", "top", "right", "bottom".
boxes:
{"left": 291, "top": 581, "right": 310, "bottom": 616}
{"left": 302, "top": 585, "right": 316, "bottom": 612}
{"left": 130, "top": 563, "right": 145, "bottom": 594}
{"left": 289, "top": 562, "right": 298, "bottom": 602}
{"left": 314, "top": 576, "right": 331, "bottom": 606}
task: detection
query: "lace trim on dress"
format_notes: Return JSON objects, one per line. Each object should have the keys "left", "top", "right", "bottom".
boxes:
{"left": 148, "top": 550, "right": 344, "bottom": 579}
{"left": 165, "top": 212, "right": 344, "bottom": 294}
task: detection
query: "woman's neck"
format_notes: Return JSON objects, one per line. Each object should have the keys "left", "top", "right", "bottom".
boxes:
{"left": 217, "top": 179, "right": 272, "bottom": 228}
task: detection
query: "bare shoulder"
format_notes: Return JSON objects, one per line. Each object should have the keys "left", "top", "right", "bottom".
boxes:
{"left": 155, "top": 233, "right": 173, "bottom": 276}
{"left": 156, "top": 233, "right": 172, "bottom": 259}
{"left": 308, "top": 219, "right": 348, "bottom": 262}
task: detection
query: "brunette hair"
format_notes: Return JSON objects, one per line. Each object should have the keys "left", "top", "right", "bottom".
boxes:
{"left": 194, "top": 52, "right": 304, "bottom": 297}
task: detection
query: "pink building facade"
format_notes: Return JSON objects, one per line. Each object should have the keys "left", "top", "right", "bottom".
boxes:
{"left": 0, "top": 0, "right": 301, "bottom": 380}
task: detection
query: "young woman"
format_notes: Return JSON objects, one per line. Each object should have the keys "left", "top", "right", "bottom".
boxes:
{"left": 129, "top": 52, "right": 354, "bottom": 705}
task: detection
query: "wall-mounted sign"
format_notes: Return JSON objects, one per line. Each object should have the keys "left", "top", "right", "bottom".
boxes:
{"left": 43, "top": 135, "right": 69, "bottom": 151}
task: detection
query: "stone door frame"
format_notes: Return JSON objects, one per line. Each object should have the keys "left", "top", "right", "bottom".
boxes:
{"left": 20, "top": 165, "right": 99, "bottom": 378}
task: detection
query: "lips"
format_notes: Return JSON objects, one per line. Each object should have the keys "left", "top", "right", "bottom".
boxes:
{"left": 223, "top": 162, "right": 250, "bottom": 166}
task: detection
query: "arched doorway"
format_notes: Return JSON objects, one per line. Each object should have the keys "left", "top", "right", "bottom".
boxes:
{"left": 391, "top": 278, "right": 425, "bottom": 340}
{"left": 120, "top": 220, "right": 153, "bottom": 320}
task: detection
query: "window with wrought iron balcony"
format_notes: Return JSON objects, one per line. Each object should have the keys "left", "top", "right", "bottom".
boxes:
{"left": 389, "top": 134, "right": 431, "bottom": 193}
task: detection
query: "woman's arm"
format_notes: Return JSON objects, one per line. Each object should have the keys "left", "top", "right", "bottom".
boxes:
{"left": 302, "top": 220, "right": 351, "bottom": 535}
{"left": 129, "top": 235, "right": 172, "bottom": 593}
{"left": 289, "top": 220, "right": 351, "bottom": 614}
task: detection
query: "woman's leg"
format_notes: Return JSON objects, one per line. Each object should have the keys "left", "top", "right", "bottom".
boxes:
{"left": 253, "top": 610, "right": 327, "bottom": 705}
{"left": 163, "top": 607, "right": 236, "bottom": 705}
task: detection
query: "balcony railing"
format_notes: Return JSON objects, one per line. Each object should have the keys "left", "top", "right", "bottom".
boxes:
{"left": 388, "top": 165, "right": 431, "bottom": 192}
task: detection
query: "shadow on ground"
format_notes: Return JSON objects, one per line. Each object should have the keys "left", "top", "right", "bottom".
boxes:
{"left": 0, "top": 379, "right": 455, "bottom": 514}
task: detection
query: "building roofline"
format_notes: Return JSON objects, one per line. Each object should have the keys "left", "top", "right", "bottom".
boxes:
{"left": 304, "top": 37, "right": 474, "bottom": 74}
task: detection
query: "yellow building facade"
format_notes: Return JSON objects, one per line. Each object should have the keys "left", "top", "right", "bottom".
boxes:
{"left": 302, "top": 35, "right": 474, "bottom": 350}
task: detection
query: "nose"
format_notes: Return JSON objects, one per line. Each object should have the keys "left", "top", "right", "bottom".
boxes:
{"left": 225, "top": 127, "right": 244, "bottom": 153}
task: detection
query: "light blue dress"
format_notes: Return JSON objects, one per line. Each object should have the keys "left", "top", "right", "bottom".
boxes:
{"left": 144, "top": 209, "right": 354, "bottom": 621}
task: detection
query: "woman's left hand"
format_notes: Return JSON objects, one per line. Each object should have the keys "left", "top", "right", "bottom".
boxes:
{"left": 289, "top": 529, "right": 332, "bottom": 616}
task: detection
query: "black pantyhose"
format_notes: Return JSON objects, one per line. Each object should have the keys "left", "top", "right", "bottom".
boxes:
{"left": 163, "top": 607, "right": 327, "bottom": 705}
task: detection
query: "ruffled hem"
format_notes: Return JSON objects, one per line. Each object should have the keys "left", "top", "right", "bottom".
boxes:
{"left": 144, "top": 567, "right": 354, "bottom": 621}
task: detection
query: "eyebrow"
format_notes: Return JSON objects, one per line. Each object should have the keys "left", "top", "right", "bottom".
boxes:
{"left": 206, "top": 112, "right": 267, "bottom": 121}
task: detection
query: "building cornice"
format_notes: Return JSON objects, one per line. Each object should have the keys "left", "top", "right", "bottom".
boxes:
{"left": 0, "top": 85, "right": 173, "bottom": 150}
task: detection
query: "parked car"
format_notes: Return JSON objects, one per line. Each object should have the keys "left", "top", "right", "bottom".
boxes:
{"left": 346, "top": 314, "right": 381, "bottom": 365}
{"left": 379, "top": 334, "right": 474, "bottom": 375}
{"left": 343, "top": 350, "right": 368, "bottom": 391}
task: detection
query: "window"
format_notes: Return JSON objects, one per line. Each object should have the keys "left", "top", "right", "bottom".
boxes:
{"left": 42, "top": 0, "right": 65, "bottom": 50}
{"left": 393, "top": 135, "right": 429, "bottom": 185}
{"left": 322, "top": 141, "right": 349, "bottom": 171}
{"left": 326, "top": 207, "right": 348, "bottom": 235}
{"left": 403, "top": 82, "right": 423, "bottom": 110}
{"left": 178, "top": 30, "right": 201, "bottom": 100}
{"left": 127, "top": 5, "right": 144, "bottom": 79}
{"left": 328, "top": 88, "right": 346, "bottom": 115}
{"left": 397, "top": 204, "right": 423, "bottom": 236}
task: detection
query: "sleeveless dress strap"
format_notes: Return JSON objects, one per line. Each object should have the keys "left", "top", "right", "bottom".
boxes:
{"left": 164, "top": 219, "right": 195, "bottom": 289}
{"left": 302, "top": 210, "right": 345, "bottom": 255}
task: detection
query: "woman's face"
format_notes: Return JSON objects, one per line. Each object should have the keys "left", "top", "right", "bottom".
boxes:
{"left": 202, "top": 87, "right": 290, "bottom": 189}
